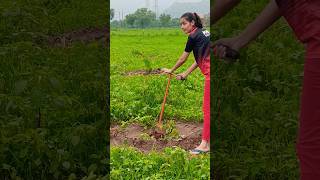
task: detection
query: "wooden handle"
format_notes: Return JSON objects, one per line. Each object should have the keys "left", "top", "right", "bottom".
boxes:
{"left": 158, "top": 74, "right": 172, "bottom": 125}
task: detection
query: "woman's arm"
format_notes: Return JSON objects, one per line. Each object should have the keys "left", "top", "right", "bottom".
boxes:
{"left": 162, "top": 51, "right": 190, "bottom": 73}
{"left": 214, "top": 0, "right": 282, "bottom": 58}
{"left": 184, "top": 61, "right": 198, "bottom": 75}
{"left": 212, "top": 0, "right": 242, "bottom": 24}
{"left": 177, "top": 61, "right": 198, "bottom": 80}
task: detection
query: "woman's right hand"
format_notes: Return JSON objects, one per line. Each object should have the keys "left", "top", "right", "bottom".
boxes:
{"left": 160, "top": 68, "right": 173, "bottom": 74}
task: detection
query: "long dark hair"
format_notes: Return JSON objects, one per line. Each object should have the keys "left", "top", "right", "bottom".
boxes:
{"left": 180, "top": 12, "right": 203, "bottom": 28}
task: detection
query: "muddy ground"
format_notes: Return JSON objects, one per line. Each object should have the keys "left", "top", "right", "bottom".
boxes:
{"left": 121, "top": 68, "right": 163, "bottom": 76}
{"left": 47, "top": 26, "right": 109, "bottom": 47}
{"left": 110, "top": 121, "right": 203, "bottom": 153}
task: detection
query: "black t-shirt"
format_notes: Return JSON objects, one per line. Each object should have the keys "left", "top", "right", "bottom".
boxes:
{"left": 184, "top": 28, "right": 210, "bottom": 63}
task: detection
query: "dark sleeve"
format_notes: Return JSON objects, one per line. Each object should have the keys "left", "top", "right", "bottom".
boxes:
{"left": 275, "top": 0, "right": 281, "bottom": 7}
{"left": 275, "top": 0, "right": 288, "bottom": 9}
{"left": 184, "top": 36, "right": 194, "bottom": 52}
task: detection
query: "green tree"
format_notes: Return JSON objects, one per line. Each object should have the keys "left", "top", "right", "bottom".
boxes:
{"left": 111, "top": 20, "right": 120, "bottom": 28}
{"left": 134, "top": 8, "right": 155, "bottom": 28}
{"left": 170, "top": 18, "right": 180, "bottom": 27}
{"left": 110, "top": 9, "right": 115, "bottom": 20}
{"left": 159, "top": 13, "right": 171, "bottom": 27}
{"left": 125, "top": 8, "right": 155, "bottom": 28}
{"left": 125, "top": 14, "right": 136, "bottom": 28}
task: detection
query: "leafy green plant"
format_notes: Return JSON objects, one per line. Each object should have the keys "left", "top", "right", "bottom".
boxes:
{"left": 0, "top": 0, "right": 109, "bottom": 178}
{"left": 211, "top": 0, "right": 301, "bottom": 179}
{"left": 110, "top": 28, "right": 209, "bottom": 179}
{"left": 110, "top": 146, "right": 209, "bottom": 180}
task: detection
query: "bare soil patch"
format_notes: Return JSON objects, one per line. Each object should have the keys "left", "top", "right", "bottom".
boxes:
{"left": 48, "top": 26, "right": 109, "bottom": 47}
{"left": 122, "top": 68, "right": 163, "bottom": 76}
{"left": 110, "top": 121, "right": 203, "bottom": 153}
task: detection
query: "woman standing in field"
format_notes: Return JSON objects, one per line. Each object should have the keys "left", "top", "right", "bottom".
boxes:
{"left": 161, "top": 12, "right": 211, "bottom": 155}
{"left": 213, "top": 0, "right": 320, "bottom": 178}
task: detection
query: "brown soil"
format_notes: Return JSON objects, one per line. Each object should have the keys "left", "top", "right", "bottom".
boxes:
{"left": 110, "top": 121, "right": 203, "bottom": 153}
{"left": 48, "top": 26, "right": 109, "bottom": 47}
{"left": 122, "top": 68, "right": 163, "bottom": 76}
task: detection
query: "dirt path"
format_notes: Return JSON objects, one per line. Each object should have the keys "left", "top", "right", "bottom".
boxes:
{"left": 47, "top": 26, "right": 109, "bottom": 47}
{"left": 122, "top": 68, "right": 163, "bottom": 76}
{"left": 110, "top": 121, "right": 203, "bottom": 153}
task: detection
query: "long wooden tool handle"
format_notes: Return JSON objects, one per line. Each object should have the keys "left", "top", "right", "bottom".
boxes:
{"left": 158, "top": 74, "right": 172, "bottom": 125}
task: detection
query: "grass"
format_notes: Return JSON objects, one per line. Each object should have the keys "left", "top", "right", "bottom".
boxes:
{"left": 111, "top": 146, "right": 210, "bottom": 180}
{"left": 110, "top": 28, "right": 210, "bottom": 179}
{"left": 110, "top": 28, "right": 207, "bottom": 124}
{"left": 211, "top": 0, "right": 303, "bottom": 179}
{"left": 0, "top": 0, "right": 108, "bottom": 179}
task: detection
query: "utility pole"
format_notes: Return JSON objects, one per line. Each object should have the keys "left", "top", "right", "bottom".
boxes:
{"left": 122, "top": 10, "right": 124, "bottom": 27}
{"left": 154, "top": 0, "right": 158, "bottom": 19}
{"left": 119, "top": 11, "right": 121, "bottom": 27}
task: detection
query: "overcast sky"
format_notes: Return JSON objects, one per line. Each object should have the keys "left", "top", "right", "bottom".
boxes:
{"left": 111, "top": 0, "right": 204, "bottom": 20}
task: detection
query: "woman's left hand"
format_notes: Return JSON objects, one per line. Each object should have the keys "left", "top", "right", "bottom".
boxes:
{"left": 213, "top": 37, "right": 241, "bottom": 59}
{"left": 176, "top": 73, "right": 187, "bottom": 80}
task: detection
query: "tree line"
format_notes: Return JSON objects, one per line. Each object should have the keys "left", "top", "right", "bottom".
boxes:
{"left": 110, "top": 8, "right": 209, "bottom": 29}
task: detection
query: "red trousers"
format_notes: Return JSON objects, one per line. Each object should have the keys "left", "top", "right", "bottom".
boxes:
{"left": 297, "top": 40, "right": 320, "bottom": 179}
{"left": 278, "top": 0, "right": 320, "bottom": 178}
{"left": 198, "top": 58, "right": 210, "bottom": 141}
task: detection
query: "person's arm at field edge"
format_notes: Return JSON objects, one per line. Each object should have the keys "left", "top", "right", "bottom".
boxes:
{"left": 211, "top": 0, "right": 242, "bottom": 24}
{"left": 176, "top": 61, "right": 198, "bottom": 80}
{"left": 213, "top": 0, "right": 282, "bottom": 58}
{"left": 161, "top": 51, "right": 190, "bottom": 74}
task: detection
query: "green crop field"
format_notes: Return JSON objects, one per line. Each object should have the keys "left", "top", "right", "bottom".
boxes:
{"left": 110, "top": 28, "right": 205, "bottom": 123}
{"left": 111, "top": 146, "right": 209, "bottom": 179}
{"left": 211, "top": 0, "right": 303, "bottom": 179}
{"left": 1, "top": 0, "right": 108, "bottom": 179}
{"left": 110, "top": 28, "right": 210, "bottom": 179}
{"left": 0, "top": 0, "right": 304, "bottom": 178}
